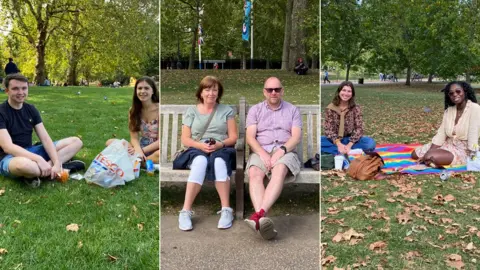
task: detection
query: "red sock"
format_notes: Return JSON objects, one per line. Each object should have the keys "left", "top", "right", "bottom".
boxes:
{"left": 248, "top": 212, "right": 261, "bottom": 230}
{"left": 258, "top": 209, "right": 266, "bottom": 218}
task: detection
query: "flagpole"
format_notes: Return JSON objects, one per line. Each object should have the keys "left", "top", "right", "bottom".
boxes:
{"left": 199, "top": 40, "right": 202, "bottom": 70}
{"left": 250, "top": 0, "right": 254, "bottom": 69}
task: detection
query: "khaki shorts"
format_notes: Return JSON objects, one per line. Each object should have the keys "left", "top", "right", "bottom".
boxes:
{"left": 246, "top": 150, "right": 301, "bottom": 184}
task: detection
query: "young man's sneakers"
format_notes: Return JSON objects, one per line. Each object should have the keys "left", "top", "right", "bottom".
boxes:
{"left": 23, "top": 177, "right": 41, "bottom": 188}
{"left": 178, "top": 209, "right": 193, "bottom": 231}
{"left": 62, "top": 160, "right": 85, "bottom": 173}
{"left": 217, "top": 207, "right": 234, "bottom": 229}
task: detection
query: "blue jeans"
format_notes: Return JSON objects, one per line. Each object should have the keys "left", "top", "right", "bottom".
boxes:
{"left": 321, "top": 136, "right": 376, "bottom": 155}
{"left": 0, "top": 142, "right": 58, "bottom": 177}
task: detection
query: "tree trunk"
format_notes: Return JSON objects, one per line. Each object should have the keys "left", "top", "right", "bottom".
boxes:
{"left": 345, "top": 64, "right": 351, "bottom": 81}
{"left": 189, "top": 26, "right": 197, "bottom": 69}
{"left": 311, "top": 55, "right": 318, "bottom": 70}
{"left": 242, "top": 51, "right": 246, "bottom": 70}
{"left": 67, "top": 12, "right": 80, "bottom": 86}
{"left": 34, "top": 43, "right": 47, "bottom": 85}
{"left": 281, "top": 0, "right": 293, "bottom": 70}
{"left": 405, "top": 66, "right": 411, "bottom": 86}
{"left": 266, "top": 58, "right": 270, "bottom": 69}
{"left": 428, "top": 73, "right": 433, "bottom": 83}
{"left": 288, "top": 0, "right": 307, "bottom": 71}
{"left": 466, "top": 72, "right": 471, "bottom": 83}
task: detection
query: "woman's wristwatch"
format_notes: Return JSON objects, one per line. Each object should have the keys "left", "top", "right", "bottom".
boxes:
{"left": 280, "top": 145, "right": 287, "bottom": 153}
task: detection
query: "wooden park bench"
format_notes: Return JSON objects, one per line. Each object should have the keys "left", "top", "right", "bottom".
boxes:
{"left": 160, "top": 97, "right": 319, "bottom": 219}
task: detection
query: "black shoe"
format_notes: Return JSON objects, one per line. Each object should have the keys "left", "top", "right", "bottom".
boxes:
{"left": 23, "top": 177, "right": 41, "bottom": 188}
{"left": 63, "top": 160, "right": 86, "bottom": 173}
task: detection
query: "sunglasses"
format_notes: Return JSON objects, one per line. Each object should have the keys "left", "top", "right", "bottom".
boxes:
{"left": 448, "top": 89, "right": 463, "bottom": 96}
{"left": 264, "top": 87, "right": 282, "bottom": 93}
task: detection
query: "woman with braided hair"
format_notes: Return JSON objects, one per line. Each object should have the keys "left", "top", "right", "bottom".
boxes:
{"left": 412, "top": 81, "right": 480, "bottom": 166}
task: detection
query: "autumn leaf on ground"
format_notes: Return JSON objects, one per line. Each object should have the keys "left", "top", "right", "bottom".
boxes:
{"left": 137, "top": 223, "right": 144, "bottom": 231}
{"left": 0, "top": 248, "right": 7, "bottom": 254}
{"left": 445, "top": 254, "right": 464, "bottom": 269}
{"left": 440, "top": 218, "right": 453, "bottom": 224}
{"left": 369, "top": 241, "right": 387, "bottom": 253}
{"left": 464, "top": 242, "right": 475, "bottom": 252}
{"left": 322, "top": 255, "right": 336, "bottom": 266}
{"left": 66, "top": 223, "right": 79, "bottom": 232}
{"left": 444, "top": 194, "right": 455, "bottom": 202}
{"left": 77, "top": 241, "right": 83, "bottom": 249}
{"left": 404, "top": 251, "right": 421, "bottom": 260}
{"left": 396, "top": 210, "right": 412, "bottom": 225}
{"left": 0, "top": 188, "right": 5, "bottom": 196}
{"left": 332, "top": 228, "right": 364, "bottom": 243}
{"left": 106, "top": 254, "right": 118, "bottom": 262}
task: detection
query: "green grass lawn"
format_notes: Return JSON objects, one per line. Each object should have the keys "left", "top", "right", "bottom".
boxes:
{"left": 321, "top": 83, "right": 480, "bottom": 269}
{"left": 160, "top": 70, "right": 320, "bottom": 216}
{"left": 0, "top": 86, "right": 159, "bottom": 270}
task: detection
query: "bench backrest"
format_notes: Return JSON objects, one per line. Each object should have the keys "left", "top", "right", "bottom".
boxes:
{"left": 160, "top": 104, "right": 239, "bottom": 163}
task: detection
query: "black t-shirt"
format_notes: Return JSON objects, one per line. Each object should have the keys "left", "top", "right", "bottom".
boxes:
{"left": 0, "top": 100, "right": 42, "bottom": 160}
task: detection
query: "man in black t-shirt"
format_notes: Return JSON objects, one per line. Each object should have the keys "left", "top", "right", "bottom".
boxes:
{"left": 4, "top": 58, "right": 20, "bottom": 75}
{"left": 0, "top": 74, "right": 84, "bottom": 187}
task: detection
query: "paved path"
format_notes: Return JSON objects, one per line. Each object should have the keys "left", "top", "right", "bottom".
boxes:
{"left": 161, "top": 214, "right": 319, "bottom": 270}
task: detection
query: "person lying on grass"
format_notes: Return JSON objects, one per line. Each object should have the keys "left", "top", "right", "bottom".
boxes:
{"left": 412, "top": 81, "right": 480, "bottom": 167}
{"left": 321, "top": 81, "right": 376, "bottom": 155}
{"left": 0, "top": 73, "right": 84, "bottom": 187}
{"left": 106, "top": 76, "right": 159, "bottom": 164}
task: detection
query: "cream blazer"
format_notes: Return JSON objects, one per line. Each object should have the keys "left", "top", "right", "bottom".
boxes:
{"left": 432, "top": 100, "right": 480, "bottom": 151}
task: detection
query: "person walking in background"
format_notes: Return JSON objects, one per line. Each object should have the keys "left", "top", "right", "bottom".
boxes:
{"left": 4, "top": 58, "right": 20, "bottom": 75}
{"left": 324, "top": 70, "right": 331, "bottom": 84}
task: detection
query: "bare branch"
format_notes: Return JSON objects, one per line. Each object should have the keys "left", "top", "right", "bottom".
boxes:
{"left": 177, "top": 0, "right": 196, "bottom": 10}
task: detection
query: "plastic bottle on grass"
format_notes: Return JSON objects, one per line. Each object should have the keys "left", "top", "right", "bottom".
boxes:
{"left": 146, "top": 160, "right": 155, "bottom": 176}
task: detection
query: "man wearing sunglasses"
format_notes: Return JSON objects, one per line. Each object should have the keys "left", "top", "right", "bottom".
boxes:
{"left": 244, "top": 77, "right": 302, "bottom": 240}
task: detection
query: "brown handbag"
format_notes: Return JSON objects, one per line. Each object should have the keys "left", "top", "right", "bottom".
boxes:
{"left": 347, "top": 152, "right": 384, "bottom": 180}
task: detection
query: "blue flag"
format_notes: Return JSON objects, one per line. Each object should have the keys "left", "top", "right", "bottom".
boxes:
{"left": 242, "top": 1, "right": 251, "bottom": 41}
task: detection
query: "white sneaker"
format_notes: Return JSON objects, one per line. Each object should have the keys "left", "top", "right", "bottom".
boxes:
{"left": 178, "top": 210, "right": 193, "bottom": 231}
{"left": 217, "top": 207, "right": 234, "bottom": 229}
{"left": 259, "top": 217, "right": 277, "bottom": 240}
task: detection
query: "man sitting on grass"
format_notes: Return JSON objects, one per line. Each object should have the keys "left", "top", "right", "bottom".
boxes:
{"left": 0, "top": 73, "right": 85, "bottom": 187}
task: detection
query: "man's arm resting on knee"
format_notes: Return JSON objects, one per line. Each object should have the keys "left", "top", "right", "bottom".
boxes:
{"left": 0, "top": 129, "right": 46, "bottom": 162}
{"left": 34, "top": 123, "right": 60, "bottom": 167}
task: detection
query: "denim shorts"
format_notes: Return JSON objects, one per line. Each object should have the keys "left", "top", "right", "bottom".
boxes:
{"left": 0, "top": 141, "right": 58, "bottom": 177}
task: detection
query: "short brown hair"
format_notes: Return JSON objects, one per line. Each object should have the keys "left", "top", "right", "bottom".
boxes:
{"left": 4, "top": 73, "right": 28, "bottom": 89}
{"left": 332, "top": 81, "right": 356, "bottom": 107}
{"left": 195, "top": 76, "right": 224, "bottom": 104}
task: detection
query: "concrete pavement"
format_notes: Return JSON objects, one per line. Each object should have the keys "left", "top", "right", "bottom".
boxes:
{"left": 161, "top": 214, "right": 319, "bottom": 270}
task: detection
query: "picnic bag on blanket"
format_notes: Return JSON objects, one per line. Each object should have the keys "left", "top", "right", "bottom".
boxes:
{"left": 320, "top": 152, "right": 335, "bottom": 170}
{"left": 347, "top": 152, "right": 384, "bottom": 180}
{"left": 85, "top": 139, "right": 136, "bottom": 188}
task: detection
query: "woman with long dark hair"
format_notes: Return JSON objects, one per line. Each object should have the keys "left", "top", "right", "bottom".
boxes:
{"left": 412, "top": 81, "right": 480, "bottom": 166}
{"left": 106, "top": 76, "right": 159, "bottom": 163}
{"left": 321, "top": 81, "right": 376, "bottom": 154}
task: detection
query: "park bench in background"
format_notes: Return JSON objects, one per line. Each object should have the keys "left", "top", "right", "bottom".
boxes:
{"left": 160, "top": 98, "right": 319, "bottom": 219}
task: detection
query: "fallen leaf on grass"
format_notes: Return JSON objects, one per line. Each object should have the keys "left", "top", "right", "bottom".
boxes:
{"left": 77, "top": 241, "right": 83, "bottom": 249}
{"left": 0, "top": 188, "right": 5, "bottom": 196}
{"left": 369, "top": 241, "right": 387, "bottom": 253}
{"left": 332, "top": 228, "right": 364, "bottom": 243}
{"left": 333, "top": 267, "right": 344, "bottom": 270}
{"left": 328, "top": 207, "right": 341, "bottom": 215}
{"left": 0, "top": 248, "right": 7, "bottom": 254}
{"left": 332, "top": 232, "right": 343, "bottom": 243}
{"left": 106, "top": 254, "right": 118, "bottom": 262}
{"left": 404, "top": 236, "right": 415, "bottom": 242}
{"left": 137, "top": 223, "right": 144, "bottom": 231}
{"left": 396, "top": 211, "right": 411, "bottom": 225}
{"left": 343, "top": 206, "right": 357, "bottom": 211}
{"left": 66, "top": 224, "right": 79, "bottom": 232}
{"left": 467, "top": 226, "right": 478, "bottom": 234}
{"left": 404, "top": 251, "right": 421, "bottom": 260}
{"left": 440, "top": 218, "right": 453, "bottom": 224}
{"left": 386, "top": 198, "right": 396, "bottom": 203}
{"left": 445, "top": 226, "right": 458, "bottom": 235}
{"left": 445, "top": 254, "right": 464, "bottom": 269}
{"left": 322, "top": 255, "right": 336, "bottom": 266}
{"left": 455, "top": 209, "right": 465, "bottom": 213}
{"left": 444, "top": 194, "right": 455, "bottom": 202}
{"left": 465, "top": 242, "right": 475, "bottom": 251}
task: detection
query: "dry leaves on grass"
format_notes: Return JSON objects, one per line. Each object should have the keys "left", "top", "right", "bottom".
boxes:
{"left": 445, "top": 254, "right": 464, "bottom": 269}
{"left": 404, "top": 251, "right": 421, "bottom": 260}
{"left": 321, "top": 170, "right": 347, "bottom": 180}
{"left": 0, "top": 188, "right": 5, "bottom": 196}
{"left": 106, "top": 254, "right": 118, "bottom": 262}
{"left": 434, "top": 194, "right": 455, "bottom": 202}
{"left": 321, "top": 255, "right": 336, "bottom": 266}
{"left": 0, "top": 248, "right": 7, "bottom": 254}
{"left": 332, "top": 228, "right": 365, "bottom": 244}
{"left": 137, "top": 223, "right": 144, "bottom": 231}
{"left": 369, "top": 241, "right": 388, "bottom": 254}
{"left": 66, "top": 223, "right": 79, "bottom": 232}
{"left": 396, "top": 210, "right": 412, "bottom": 225}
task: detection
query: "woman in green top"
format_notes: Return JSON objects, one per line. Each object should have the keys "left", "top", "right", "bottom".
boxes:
{"left": 174, "top": 76, "right": 238, "bottom": 231}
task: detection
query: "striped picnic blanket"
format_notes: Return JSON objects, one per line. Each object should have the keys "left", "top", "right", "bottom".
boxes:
{"left": 347, "top": 143, "right": 467, "bottom": 175}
